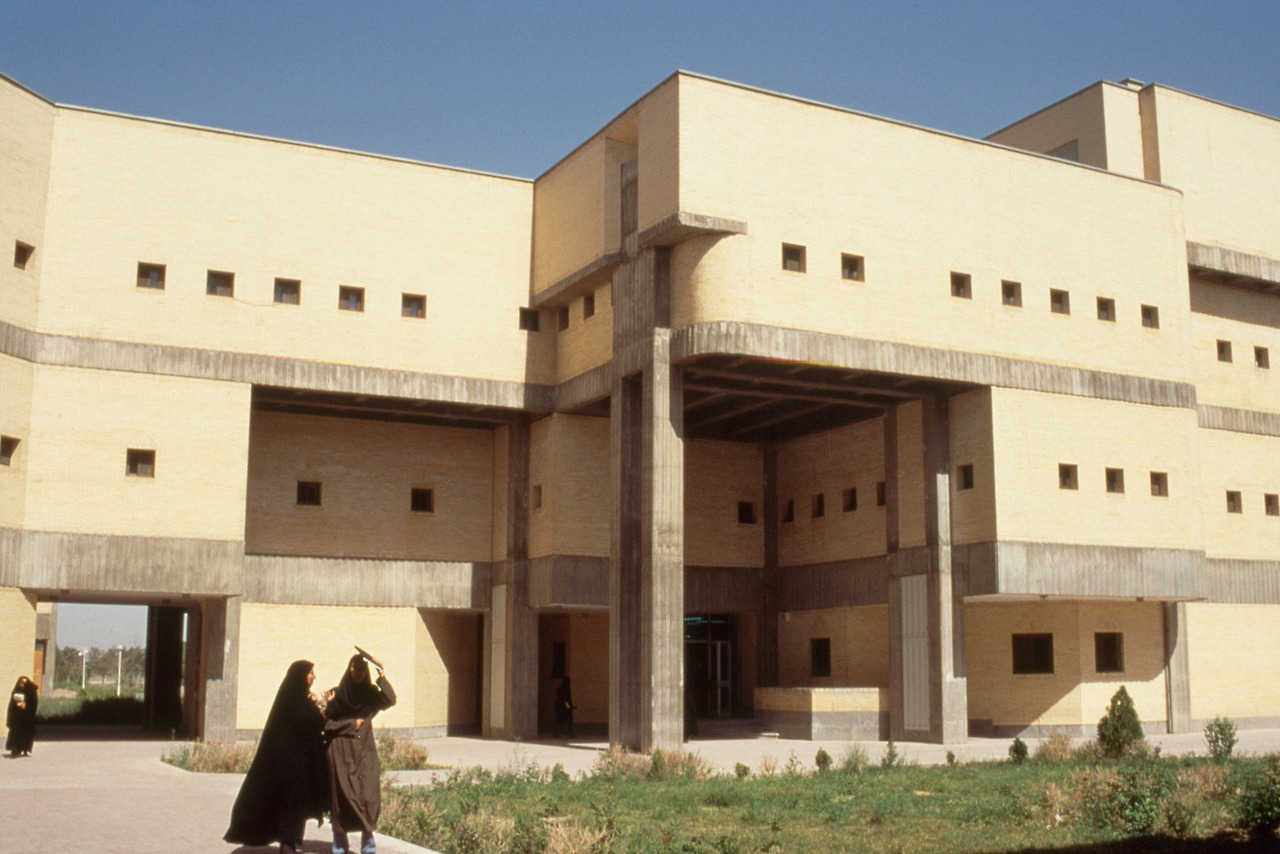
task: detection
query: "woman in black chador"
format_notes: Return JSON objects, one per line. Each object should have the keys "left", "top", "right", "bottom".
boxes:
{"left": 325, "top": 651, "right": 396, "bottom": 854}
{"left": 6, "top": 675, "right": 38, "bottom": 757}
{"left": 224, "top": 660, "right": 328, "bottom": 853}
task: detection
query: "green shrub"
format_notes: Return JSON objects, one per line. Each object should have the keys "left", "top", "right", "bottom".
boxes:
{"left": 734, "top": 761, "right": 750, "bottom": 779}
{"left": 945, "top": 750, "right": 957, "bottom": 767}
{"left": 1097, "top": 685, "right": 1144, "bottom": 759}
{"left": 1238, "top": 755, "right": 1280, "bottom": 838}
{"left": 880, "top": 738, "right": 899, "bottom": 769}
{"left": 1008, "top": 737, "right": 1028, "bottom": 764}
{"left": 1205, "top": 716, "right": 1238, "bottom": 761}
{"left": 648, "top": 747, "right": 666, "bottom": 780}
{"left": 814, "top": 748, "right": 832, "bottom": 773}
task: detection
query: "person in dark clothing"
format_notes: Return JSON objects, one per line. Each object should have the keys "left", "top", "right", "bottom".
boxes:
{"left": 5, "top": 675, "right": 37, "bottom": 757}
{"left": 553, "top": 677, "right": 576, "bottom": 738}
{"left": 325, "top": 652, "right": 396, "bottom": 854}
{"left": 224, "top": 660, "right": 329, "bottom": 853}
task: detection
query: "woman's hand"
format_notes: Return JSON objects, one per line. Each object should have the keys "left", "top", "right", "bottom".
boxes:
{"left": 355, "top": 718, "right": 364, "bottom": 730}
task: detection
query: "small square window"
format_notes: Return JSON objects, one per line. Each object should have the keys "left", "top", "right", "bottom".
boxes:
{"left": 532, "top": 484, "right": 543, "bottom": 510}
{"left": 811, "top": 493, "right": 825, "bottom": 518}
{"left": 402, "top": 293, "right": 426, "bottom": 319}
{"left": 0, "top": 436, "right": 18, "bottom": 466}
{"left": 1150, "top": 471, "right": 1168, "bottom": 497}
{"left": 782, "top": 500, "right": 795, "bottom": 523}
{"left": 1256, "top": 347, "right": 1270, "bottom": 369}
{"left": 1050, "top": 289, "right": 1070, "bottom": 315}
{"left": 782, "top": 244, "right": 806, "bottom": 273}
{"left": 950, "top": 271, "right": 971, "bottom": 299}
{"left": 410, "top": 487, "right": 434, "bottom": 513}
{"left": 583, "top": 291, "right": 596, "bottom": 319}
{"left": 558, "top": 307, "right": 570, "bottom": 331}
{"left": 339, "top": 286, "right": 364, "bottom": 312}
{"left": 842, "top": 487, "right": 857, "bottom": 512}
{"left": 1227, "top": 490, "right": 1242, "bottom": 514}
{"left": 1097, "top": 297, "right": 1116, "bottom": 322}
{"left": 1095, "top": 632, "right": 1124, "bottom": 673}
{"left": 1012, "top": 633, "right": 1054, "bottom": 675}
{"left": 206, "top": 270, "right": 234, "bottom": 298}
{"left": 519, "top": 308, "right": 540, "bottom": 332}
{"left": 1106, "top": 467, "right": 1125, "bottom": 494}
{"left": 1217, "top": 340, "right": 1233, "bottom": 363}
{"left": 274, "top": 278, "right": 300, "bottom": 305}
{"left": 957, "top": 464, "right": 974, "bottom": 491}
{"left": 137, "top": 262, "right": 166, "bottom": 290}
{"left": 1266, "top": 494, "right": 1279, "bottom": 517}
{"left": 876, "top": 481, "right": 886, "bottom": 506}
{"left": 1001, "top": 280, "right": 1021, "bottom": 307}
{"left": 126, "top": 448, "right": 155, "bottom": 478}
{"left": 1059, "top": 463, "right": 1078, "bottom": 490}
{"left": 810, "top": 638, "right": 831, "bottom": 679}
{"left": 13, "top": 241, "right": 34, "bottom": 270}
{"left": 296, "top": 481, "right": 322, "bottom": 506}
{"left": 841, "top": 253, "right": 864, "bottom": 282}
{"left": 737, "top": 501, "right": 757, "bottom": 524}
{"left": 1141, "top": 305, "right": 1160, "bottom": 328}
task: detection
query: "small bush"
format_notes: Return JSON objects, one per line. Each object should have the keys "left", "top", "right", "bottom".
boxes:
{"left": 1205, "top": 716, "right": 1238, "bottom": 761}
{"left": 839, "top": 744, "right": 868, "bottom": 774}
{"left": 734, "top": 761, "right": 750, "bottom": 779}
{"left": 1097, "top": 685, "right": 1144, "bottom": 759}
{"left": 377, "top": 733, "right": 434, "bottom": 771}
{"left": 162, "top": 740, "right": 255, "bottom": 773}
{"left": 1034, "top": 731, "right": 1076, "bottom": 763}
{"left": 1008, "top": 737, "right": 1028, "bottom": 764}
{"left": 647, "top": 747, "right": 666, "bottom": 780}
{"left": 1238, "top": 755, "right": 1280, "bottom": 838}
{"left": 591, "top": 745, "right": 649, "bottom": 780}
{"left": 814, "top": 748, "right": 832, "bottom": 773}
{"left": 880, "top": 738, "right": 899, "bottom": 769}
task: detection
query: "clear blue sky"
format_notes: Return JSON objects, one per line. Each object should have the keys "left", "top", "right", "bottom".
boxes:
{"left": 3, "top": 1, "right": 1278, "bottom": 179}
{"left": 7, "top": 1, "right": 1278, "bottom": 649}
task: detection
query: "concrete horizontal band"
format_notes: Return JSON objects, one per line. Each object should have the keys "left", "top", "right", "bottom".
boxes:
{"left": 244, "top": 554, "right": 490, "bottom": 609}
{"left": 1198, "top": 404, "right": 1280, "bottom": 437}
{"left": 529, "top": 554, "right": 609, "bottom": 608}
{"left": 778, "top": 554, "right": 891, "bottom": 611}
{"left": 0, "top": 527, "right": 243, "bottom": 596}
{"left": 1187, "top": 241, "right": 1280, "bottom": 290}
{"left": 686, "top": 565, "right": 763, "bottom": 613}
{"left": 984, "top": 541, "right": 1212, "bottom": 599}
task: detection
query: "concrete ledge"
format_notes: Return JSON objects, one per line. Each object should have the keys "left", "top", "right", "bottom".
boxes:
{"left": 755, "top": 687, "right": 889, "bottom": 740}
{"left": 638, "top": 211, "right": 747, "bottom": 248}
{"left": 530, "top": 252, "right": 623, "bottom": 310}
{"left": 1188, "top": 241, "right": 1280, "bottom": 291}
{"left": 244, "top": 554, "right": 490, "bottom": 609}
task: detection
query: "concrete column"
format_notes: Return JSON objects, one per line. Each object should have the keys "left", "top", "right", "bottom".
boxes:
{"left": 199, "top": 595, "right": 240, "bottom": 741}
{"left": 1164, "top": 601, "right": 1192, "bottom": 732}
{"left": 756, "top": 443, "right": 779, "bottom": 689}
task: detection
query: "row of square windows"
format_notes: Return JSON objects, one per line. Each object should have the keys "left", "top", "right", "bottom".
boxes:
{"left": 806, "top": 631, "right": 1125, "bottom": 678}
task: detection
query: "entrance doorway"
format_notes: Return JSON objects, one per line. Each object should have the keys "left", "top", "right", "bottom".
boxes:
{"left": 685, "top": 615, "right": 737, "bottom": 720}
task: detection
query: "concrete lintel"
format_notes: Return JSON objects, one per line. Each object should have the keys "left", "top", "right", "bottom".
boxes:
{"left": 530, "top": 252, "right": 624, "bottom": 310}
{"left": 244, "top": 554, "right": 490, "bottom": 609}
{"left": 637, "top": 210, "right": 747, "bottom": 248}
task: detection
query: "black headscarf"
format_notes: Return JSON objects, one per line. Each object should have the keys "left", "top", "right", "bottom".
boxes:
{"left": 326, "top": 654, "right": 385, "bottom": 721}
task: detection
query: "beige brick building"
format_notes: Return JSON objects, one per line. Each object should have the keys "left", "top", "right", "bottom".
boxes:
{"left": 3, "top": 70, "right": 1279, "bottom": 747}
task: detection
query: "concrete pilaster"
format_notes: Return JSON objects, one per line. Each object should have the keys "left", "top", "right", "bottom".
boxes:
{"left": 1164, "top": 601, "right": 1192, "bottom": 732}
{"left": 198, "top": 595, "right": 239, "bottom": 741}
{"left": 756, "top": 443, "right": 779, "bottom": 689}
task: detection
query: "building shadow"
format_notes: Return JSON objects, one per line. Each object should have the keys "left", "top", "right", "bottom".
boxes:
{"left": 981, "top": 834, "right": 1277, "bottom": 853}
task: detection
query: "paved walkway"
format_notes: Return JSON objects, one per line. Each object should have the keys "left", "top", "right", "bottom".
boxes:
{"left": 4, "top": 726, "right": 1280, "bottom": 853}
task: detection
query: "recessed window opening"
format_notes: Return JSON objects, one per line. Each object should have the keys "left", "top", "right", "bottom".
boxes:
{"left": 1059, "top": 464, "right": 1078, "bottom": 490}
{"left": 957, "top": 464, "right": 974, "bottom": 491}
{"left": 410, "top": 487, "right": 434, "bottom": 513}
{"left": 876, "top": 481, "right": 886, "bottom": 506}
{"left": 296, "top": 481, "right": 322, "bottom": 506}
{"left": 1141, "top": 305, "right": 1160, "bottom": 328}
{"left": 338, "top": 286, "right": 364, "bottom": 312}
{"left": 1097, "top": 297, "right": 1116, "bottom": 322}
{"left": 1150, "top": 472, "right": 1169, "bottom": 497}
{"left": 842, "top": 487, "right": 857, "bottom": 512}
{"left": 1105, "top": 467, "right": 1125, "bottom": 494}
{"left": 782, "top": 500, "right": 795, "bottom": 523}
{"left": 737, "top": 501, "right": 757, "bottom": 524}
{"left": 126, "top": 449, "right": 155, "bottom": 478}
{"left": 782, "top": 244, "right": 806, "bottom": 273}
{"left": 1266, "top": 494, "right": 1279, "bottom": 517}
{"left": 274, "top": 278, "right": 300, "bottom": 305}
{"left": 1227, "top": 490, "right": 1242, "bottom": 514}
{"left": 0, "top": 436, "right": 18, "bottom": 466}
{"left": 519, "top": 308, "right": 540, "bottom": 332}
{"left": 137, "top": 262, "right": 166, "bottom": 290}
{"left": 558, "top": 307, "right": 570, "bottom": 331}
{"left": 950, "top": 272, "right": 971, "bottom": 299}
{"left": 401, "top": 293, "right": 426, "bottom": 319}
{"left": 841, "top": 253, "right": 865, "bottom": 282}
{"left": 1001, "top": 280, "right": 1021, "bottom": 307}
{"left": 206, "top": 270, "right": 234, "bottom": 298}
{"left": 811, "top": 493, "right": 825, "bottom": 518}
{"left": 1012, "top": 633, "right": 1054, "bottom": 674}
{"left": 1050, "top": 289, "right": 1070, "bottom": 315}
{"left": 1256, "top": 346, "right": 1270, "bottom": 369}
{"left": 1217, "top": 340, "right": 1233, "bottom": 362}
{"left": 583, "top": 291, "right": 596, "bottom": 318}
{"left": 1095, "top": 632, "right": 1124, "bottom": 673}
{"left": 810, "top": 638, "right": 832, "bottom": 678}
{"left": 13, "top": 241, "right": 34, "bottom": 270}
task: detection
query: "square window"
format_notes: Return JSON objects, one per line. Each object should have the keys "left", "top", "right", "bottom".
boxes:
{"left": 137, "top": 262, "right": 166, "bottom": 290}
{"left": 402, "top": 293, "right": 426, "bottom": 318}
{"left": 0, "top": 436, "right": 18, "bottom": 466}
{"left": 558, "top": 307, "right": 570, "bottom": 331}
{"left": 1256, "top": 347, "right": 1270, "bottom": 369}
{"left": 584, "top": 291, "right": 596, "bottom": 318}
{"left": 1095, "top": 632, "right": 1124, "bottom": 673}
{"left": 274, "top": 278, "right": 300, "bottom": 305}
{"left": 1050, "top": 289, "right": 1070, "bottom": 315}
{"left": 532, "top": 484, "right": 543, "bottom": 510}
{"left": 126, "top": 448, "right": 155, "bottom": 478}
{"left": 811, "top": 493, "right": 825, "bottom": 518}
{"left": 810, "top": 638, "right": 832, "bottom": 679}
{"left": 206, "top": 270, "right": 234, "bottom": 298}
{"left": 1227, "top": 490, "right": 1242, "bottom": 513}
{"left": 782, "top": 499, "right": 795, "bottom": 524}
{"left": 519, "top": 308, "right": 540, "bottom": 332}
{"left": 410, "top": 487, "right": 434, "bottom": 513}
{"left": 1266, "top": 494, "right": 1279, "bottom": 517}
{"left": 1097, "top": 297, "right": 1116, "bottom": 322}
{"left": 950, "top": 271, "right": 971, "bottom": 299}
{"left": 782, "top": 243, "right": 806, "bottom": 273}
{"left": 1141, "top": 305, "right": 1160, "bottom": 328}
{"left": 876, "top": 481, "right": 886, "bottom": 506}
{"left": 13, "top": 241, "right": 34, "bottom": 270}
{"left": 957, "top": 464, "right": 974, "bottom": 491}
{"left": 339, "top": 286, "right": 364, "bottom": 312}
{"left": 738, "top": 501, "right": 757, "bottom": 524}
{"left": 1001, "top": 280, "right": 1022, "bottom": 307}
{"left": 1150, "top": 471, "right": 1168, "bottom": 497}
{"left": 1012, "top": 633, "right": 1054, "bottom": 674}
{"left": 841, "top": 253, "right": 865, "bottom": 282}
{"left": 1059, "top": 463, "right": 1078, "bottom": 490}
{"left": 842, "top": 487, "right": 857, "bottom": 512}
{"left": 1218, "top": 340, "right": 1233, "bottom": 362}
{"left": 296, "top": 481, "right": 322, "bottom": 506}
{"left": 1106, "top": 467, "right": 1125, "bottom": 494}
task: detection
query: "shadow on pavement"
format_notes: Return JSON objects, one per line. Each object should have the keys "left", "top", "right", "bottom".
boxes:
{"left": 35, "top": 724, "right": 170, "bottom": 741}
{"left": 988, "top": 834, "right": 1278, "bottom": 853}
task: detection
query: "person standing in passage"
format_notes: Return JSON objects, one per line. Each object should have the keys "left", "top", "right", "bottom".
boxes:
{"left": 224, "top": 660, "right": 329, "bottom": 853}
{"left": 325, "top": 652, "right": 396, "bottom": 854}
{"left": 6, "top": 676, "right": 38, "bottom": 757}
{"left": 553, "top": 677, "right": 576, "bottom": 738}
